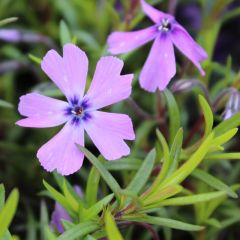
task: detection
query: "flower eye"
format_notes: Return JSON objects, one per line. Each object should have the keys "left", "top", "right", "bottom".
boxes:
{"left": 71, "top": 106, "right": 84, "bottom": 116}
{"left": 158, "top": 19, "right": 172, "bottom": 32}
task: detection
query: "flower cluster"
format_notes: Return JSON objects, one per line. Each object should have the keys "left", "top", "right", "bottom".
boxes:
{"left": 16, "top": 0, "right": 207, "bottom": 175}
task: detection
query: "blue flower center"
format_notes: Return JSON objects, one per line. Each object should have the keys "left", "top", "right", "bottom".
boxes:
{"left": 71, "top": 106, "right": 84, "bottom": 116}
{"left": 158, "top": 19, "right": 172, "bottom": 32}
{"left": 65, "top": 97, "right": 91, "bottom": 126}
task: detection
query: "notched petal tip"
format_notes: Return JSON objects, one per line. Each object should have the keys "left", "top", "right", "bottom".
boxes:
{"left": 41, "top": 49, "right": 59, "bottom": 68}
{"left": 140, "top": 0, "right": 166, "bottom": 23}
{"left": 63, "top": 42, "right": 87, "bottom": 59}
{"left": 107, "top": 145, "right": 131, "bottom": 161}
{"left": 99, "top": 55, "right": 124, "bottom": 67}
{"left": 37, "top": 147, "right": 84, "bottom": 176}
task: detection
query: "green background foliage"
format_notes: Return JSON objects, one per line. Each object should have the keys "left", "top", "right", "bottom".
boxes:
{"left": 0, "top": 0, "right": 240, "bottom": 239}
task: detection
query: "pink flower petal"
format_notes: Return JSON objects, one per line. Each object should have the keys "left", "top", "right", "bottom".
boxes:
{"left": 107, "top": 26, "right": 157, "bottom": 54}
{"left": 140, "top": 0, "right": 166, "bottom": 23}
{"left": 41, "top": 43, "right": 88, "bottom": 100}
{"left": 171, "top": 24, "right": 208, "bottom": 76}
{"left": 16, "top": 93, "right": 69, "bottom": 128}
{"left": 140, "top": 35, "right": 176, "bottom": 92}
{"left": 84, "top": 111, "right": 135, "bottom": 160}
{"left": 85, "top": 56, "right": 133, "bottom": 109}
{"left": 37, "top": 122, "right": 84, "bottom": 175}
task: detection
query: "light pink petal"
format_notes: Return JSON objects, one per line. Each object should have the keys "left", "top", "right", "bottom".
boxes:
{"left": 63, "top": 44, "right": 88, "bottom": 99}
{"left": 140, "top": 35, "right": 176, "bottom": 92}
{"left": 16, "top": 93, "right": 69, "bottom": 128}
{"left": 85, "top": 56, "right": 133, "bottom": 110}
{"left": 37, "top": 122, "right": 84, "bottom": 175}
{"left": 141, "top": 0, "right": 167, "bottom": 23}
{"left": 171, "top": 24, "right": 208, "bottom": 76}
{"left": 84, "top": 111, "right": 135, "bottom": 160}
{"left": 41, "top": 43, "right": 88, "bottom": 100}
{"left": 107, "top": 26, "right": 157, "bottom": 54}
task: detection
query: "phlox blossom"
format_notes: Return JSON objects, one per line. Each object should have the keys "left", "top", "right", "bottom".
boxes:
{"left": 107, "top": 0, "right": 208, "bottom": 92}
{"left": 16, "top": 43, "right": 135, "bottom": 175}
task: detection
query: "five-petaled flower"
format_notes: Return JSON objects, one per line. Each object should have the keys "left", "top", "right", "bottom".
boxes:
{"left": 16, "top": 43, "right": 135, "bottom": 175}
{"left": 107, "top": 0, "right": 208, "bottom": 92}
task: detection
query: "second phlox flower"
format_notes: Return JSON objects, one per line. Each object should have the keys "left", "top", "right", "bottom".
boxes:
{"left": 107, "top": 0, "right": 208, "bottom": 92}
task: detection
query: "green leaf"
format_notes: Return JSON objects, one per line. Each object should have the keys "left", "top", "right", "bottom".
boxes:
{"left": 0, "top": 17, "right": 18, "bottom": 27}
{"left": 157, "top": 191, "right": 229, "bottom": 206}
{"left": 205, "top": 218, "right": 221, "bottom": 228}
{"left": 0, "top": 189, "right": 19, "bottom": 239}
{"left": 143, "top": 185, "right": 183, "bottom": 207}
{"left": 0, "top": 99, "right": 13, "bottom": 109}
{"left": 57, "top": 222, "right": 99, "bottom": 240}
{"left": 155, "top": 130, "right": 171, "bottom": 183}
{"left": 62, "top": 180, "right": 79, "bottom": 212}
{"left": 74, "top": 30, "right": 100, "bottom": 51}
{"left": 212, "top": 128, "right": 238, "bottom": 146}
{"left": 84, "top": 194, "right": 114, "bottom": 221}
{"left": 76, "top": 145, "right": 121, "bottom": 201}
{"left": 213, "top": 112, "right": 240, "bottom": 136}
{"left": 192, "top": 169, "right": 237, "bottom": 198}
{"left": 168, "top": 128, "right": 183, "bottom": 176}
{"left": 126, "top": 149, "right": 156, "bottom": 195}
{"left": 163, "top": 89, "right": 181, "bottom": 145}
{"left": 43, "top": 180, "right": 72, "bottom": 213}
{"left": 40, "top": 201, "right": 49, "bottom": 240}
{"left": 44, "top": 226, "right": 57, "bottom": 240}
{"left": 86, "top": 166, "right": 100, "bottom": 207}
{"left": 199, "top": 95, "right": 213, "bottom": 138}
{"left": 221, "top": 215, "right": 240, "bottom": 229}
{"left": 60, "top": 20, "right": 72, "bottom": 46}
{"left": 133, "top": 121, "right": 156, "bottom": 152}
{"left": 105, "top": 209, "right": 123, "bottom": 240}
{"left": 62, "top": 220, "right": 75, "bottom": 231}
{"left": 2, "top": 230, "right": 13, "bottom": 240}
{"left": 84, "top": 235, "right": 97, "bottom": 240}
{"left": 206, "top": 152, "right": 240, "bottom": 160}
{"left": 122, "top": 215, "right": 203, "bottom": 231}
{"left": 28, "top": 54, "right": 42, "bottom": 64}
{"left": 52, "top": 173, "right": 84, "bottom": 212}
{"left": 104, "top": 158, "right": 142, "bottom": 171}
{"left": 0, "top": 184, "right": 5, "bottom": 210}
{"left": 160, "top": 133, "right": 214, "bottom": 188}
{"left": 222, "top": 6, "right": 240, "bottom": 23}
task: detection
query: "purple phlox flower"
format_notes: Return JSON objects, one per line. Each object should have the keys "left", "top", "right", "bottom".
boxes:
{"left": 51, "top": 185, "right": 82, "bottom": 233}
{"left": 0, "top": 29, "right": 21, "bottom": 42}
{"left": 223, "top": 89, "right": 240, "bottom": 120}
{"left": 16, "top": 43, "right": 135, "bottom": 175}
{"left": 51, "top": 203, "right": 71, "bottom": 233}
{"left": 0, "top": 29, "right": 55, "bottom": 48}
{"left": 107, "top": 0, "right": 208, "bottom": 92}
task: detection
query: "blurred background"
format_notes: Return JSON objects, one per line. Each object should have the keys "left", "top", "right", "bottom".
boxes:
{"left": 0, "top": 0, "right": 240, "bottom": 239}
